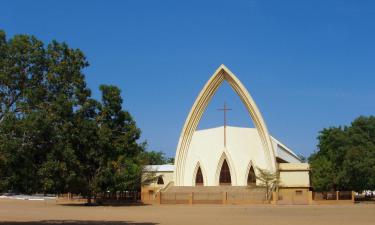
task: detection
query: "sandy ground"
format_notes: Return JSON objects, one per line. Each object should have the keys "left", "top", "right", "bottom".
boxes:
{"left": 0, "top": 199, "right": 374, "bottom": 225}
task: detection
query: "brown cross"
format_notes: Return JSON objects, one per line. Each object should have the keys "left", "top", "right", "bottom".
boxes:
{"left": 217, "top": 102, "right": 232, "bottom": 147}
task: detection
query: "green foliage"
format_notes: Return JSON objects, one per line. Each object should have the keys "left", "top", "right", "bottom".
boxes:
{"left": 0, "top": 30, "right": 147, "bottom": 197}
{"left": 142, "top": 150, "right": 174, "bottom": 165}
{"left": 309, "top": 116, "right": 375, "bottom": 192}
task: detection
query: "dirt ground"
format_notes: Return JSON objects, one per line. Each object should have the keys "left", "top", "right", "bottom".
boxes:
{"left": 0, "top": 199, "right": 374, "bottom": 225}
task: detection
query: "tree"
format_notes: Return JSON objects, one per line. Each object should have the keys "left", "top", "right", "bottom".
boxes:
{"left": 142, "top": 150, "right": 173, "bottom": 165}
{"left": 71, "top": 85, "right": 146, "bottom": 202}
{"left": 309, "top": 116, "right": 375, "bottom": 192}
{"left": 256, "top": 167, "right": 279, "bottom": 200}
{"left": 0, "top": 30, "right": 147, "bottom": 200}
{"left": 0, "top": 30, "right": 89, "bottom": 194}
{"left": 308, "top": 156, "right": 335, "bottom": 191}
{"left": 0, "top": 31, "right": 46, "bottom": 124}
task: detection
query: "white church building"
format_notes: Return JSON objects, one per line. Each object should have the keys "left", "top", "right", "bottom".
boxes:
{"left": 142, "top": 65, "right": 310, "bottom": 204}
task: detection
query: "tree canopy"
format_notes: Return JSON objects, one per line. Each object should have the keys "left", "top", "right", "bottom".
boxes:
{"left": 309, "top": 116, "right": 375, "bottom": 192}
{"left": 0, "top": 30, "right": 161, "bottom": 196}
{"left": 142, "top": 151, "right": 174, "bottom": 165}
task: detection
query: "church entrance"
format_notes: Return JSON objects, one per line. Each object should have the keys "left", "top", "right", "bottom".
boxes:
{"left": 219, "top": 159, "right": 231, "bottom": 185}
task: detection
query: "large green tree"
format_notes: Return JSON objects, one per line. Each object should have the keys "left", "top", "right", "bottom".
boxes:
{"left": 0, "top": 30, "right": 147, "bottom": 197}
{"left": 309, "top": 116, "right": 375, "bottom": 192}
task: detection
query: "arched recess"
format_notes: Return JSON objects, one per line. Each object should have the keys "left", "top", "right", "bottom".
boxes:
{"left": 192, "top": 162, "right": 206, "bottom": 186}
{"left": 174, "top": 65, "right": 276, "bottom": 185}
{"left": 245, "top": 160, "right": 257, "bottom": 185}
{"left": 157, "top": 176, "right": 164, "bottom": 185}
{"left": 215, "top": 152, "right": 236, "bottom": 186}
{"left": 246, "top": 161, "right": 257, "bottom": 186}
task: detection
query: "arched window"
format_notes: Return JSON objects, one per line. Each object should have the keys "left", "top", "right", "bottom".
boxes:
{"left": 247, "top": 166, "right": 256, "bottom": 185}
{"left": 219, "top": 159, "right": 231, "bottom": 185}
{"left": 195, "top": 167, "right": 204, "bottom": 186}
{"left": 157, "top": 176, "right": 164, "bottom": 185}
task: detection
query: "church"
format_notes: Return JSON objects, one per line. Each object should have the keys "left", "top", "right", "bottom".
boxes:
{"left": 142, "top": 65, "right": 310, "bottom": 204}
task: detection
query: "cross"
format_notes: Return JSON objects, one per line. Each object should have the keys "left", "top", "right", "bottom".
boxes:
{"left": 217, "top": 102, "right": 232, "bottom": 147}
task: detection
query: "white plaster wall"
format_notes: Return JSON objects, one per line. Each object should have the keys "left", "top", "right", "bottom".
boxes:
{"left": 279, "top": 171, "right": 310, "bottom": 187}
{"left": 278, "top": 163, "right": 310, "bottom": 187}
{"left": 182, "top": 126, "right": 272, "bottom": 186}
{"left": 146, "top": 171, "right": 174, "bottom": 187}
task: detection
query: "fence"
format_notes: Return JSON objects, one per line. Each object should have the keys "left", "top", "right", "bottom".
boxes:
{"left": 312, "top": 191, "right": 354, "bottom": 204}
{"left": 159, "top": 191, "right": 267, "bottom": 205}
{"left": 226, "top": 191, "right": 267, "bottom": 204}
{"left": 157, "top": 191, "right": 355, "bottom": 205}
{"left": 160, "top": 192, "right": 190, "bottom": 204}
{"left": 57, "top": 191, "right": 141, "bottom": 204}
{"left": 57, "top": 191, "right": 354, "bottom": 205}
{"left": 57, "top": 193, "right": 88, "bottom": 204}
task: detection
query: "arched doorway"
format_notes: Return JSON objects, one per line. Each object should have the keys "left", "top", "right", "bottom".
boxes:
{"left": 195, "top": 167, "right": 204, "bottom": 186}
{"left": 247, "top": 166, "right": 256, "bottom": 186}
{"left": 157, "top": 176, "right": 164, "bottom": 185}
{"left": 219, "top": 159, "right": 231, "bottom": 185}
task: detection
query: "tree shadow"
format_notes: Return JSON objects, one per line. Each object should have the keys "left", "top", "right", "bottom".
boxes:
{"left": 0, "top": 221, "right": 157, "bottom": 225}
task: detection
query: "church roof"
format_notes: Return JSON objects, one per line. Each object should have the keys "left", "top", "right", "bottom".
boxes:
{"left": 271, "top": 136, "right": 301, "bottom": 162}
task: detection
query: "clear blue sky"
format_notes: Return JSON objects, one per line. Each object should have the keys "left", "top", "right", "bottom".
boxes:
{"left": 1, "top": 0, "right": 374, "bottom": 158}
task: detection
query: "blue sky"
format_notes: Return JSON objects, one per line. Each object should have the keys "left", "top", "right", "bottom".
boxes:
{"left": 1, "top": 0, "right": 374, "bottom": 158}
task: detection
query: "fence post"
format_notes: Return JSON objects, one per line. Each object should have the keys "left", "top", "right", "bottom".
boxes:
{"left": 189, "top": 192, "right": 193, "bottom": 205}
{"left": 307, "top": 191, "right": 313, "bottom": 205}
{"left": 336, "top": 191, "right": 339, "bottom": 201}
{"left": 351, "top": 191, "right": 355, "bottom": 203}
{"left": 222, "top": 192, "right": 227, "bottom": 205}
{"left": 271, "top": 192, "right": 277, "bottom": 205}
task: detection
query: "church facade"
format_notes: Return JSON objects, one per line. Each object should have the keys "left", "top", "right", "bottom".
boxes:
{"left": 177, "top": 126, "right": 302, "bottom": 187}
{"left": 142, "top": 65, "right": 310, "bottom": 204}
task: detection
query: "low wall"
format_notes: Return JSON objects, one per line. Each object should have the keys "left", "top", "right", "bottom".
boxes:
{"left": 142, "top": 190, "right": 356, "bottom": 205}
{"left": 157, "top": 191, "right": 268, "bottom": 205}
{"left": 57, "top": 192, "right": 141, "bottom": 205}
{"left": 312, "top": 191, "right": 354, "bottom": 205}
{"left": 277, "top": 188, "right": 310, "bottom": 205}
{"left": 276, "top": 190, "right": 354, "bottom": 205}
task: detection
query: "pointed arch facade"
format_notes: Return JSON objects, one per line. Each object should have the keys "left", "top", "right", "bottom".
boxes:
{"left": 215, "top": 152, "right": 236, "bottom": 186}
{"left": 245, "top": 160, "right": 257, "bottom": 186}
{"left": 192, "top": 161, "right": 207, "bottom": 186}
{"left": 174, "top": 65, "right": 276, "bottom": 186}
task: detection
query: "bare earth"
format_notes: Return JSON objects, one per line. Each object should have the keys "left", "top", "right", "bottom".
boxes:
{"left": 0, "top": 199, "right": 374, "bottom": 225}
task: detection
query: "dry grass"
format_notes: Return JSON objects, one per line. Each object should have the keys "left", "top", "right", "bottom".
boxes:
{"left": 0, "top": 199, "right": 374, "bottom": 225}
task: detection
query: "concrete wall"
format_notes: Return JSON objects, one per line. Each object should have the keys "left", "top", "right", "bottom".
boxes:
{"left": 278, "top": 163, "right": 310, "bottom": 188}
{"left": 141, "top": 171, "right": 174, "bottom": 202}
{"left": 279, "top": 171, "right": 310, "bottom": 187}
{"left": 142, "top": 171, "right": 174, "bottom": 188}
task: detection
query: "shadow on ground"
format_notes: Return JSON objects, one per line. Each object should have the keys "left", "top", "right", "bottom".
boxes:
{"left": 0, "top": 221, "right": 157, "bottom": 225}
